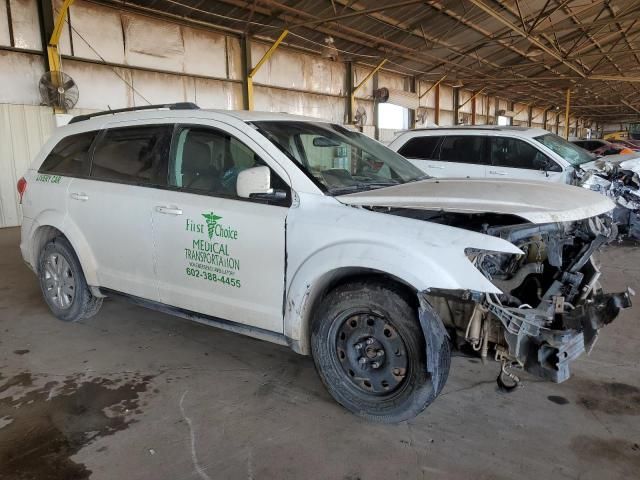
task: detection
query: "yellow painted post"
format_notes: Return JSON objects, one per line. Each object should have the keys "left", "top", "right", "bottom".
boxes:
{"left": 418, "top": 74, "right": 447, "bottom": 100}
{"left": 47, "top": 0, "right": 75, "bottom": 113}
{"left": 247, "top": 30, "right": 289, "bottom": 110}
{"left": 47, "top": 0, "right": 75, "bottom": 73}
{"left": 350, "top": 58, "right": 387, "bottom": 123}
{"left": 564, "top": 87, "right": 571, "bottom": 139}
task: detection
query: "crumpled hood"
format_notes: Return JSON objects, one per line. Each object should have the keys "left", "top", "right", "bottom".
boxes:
{"left": 580, "top": 152, "right": 640, "bottom": 174}
{"left": 337, "top": 178, "right": 615, "bottom": 224}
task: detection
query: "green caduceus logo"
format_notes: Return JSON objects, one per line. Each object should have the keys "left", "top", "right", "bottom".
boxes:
{"left": 202, "top": 212, "right": 222, "bottom": 240}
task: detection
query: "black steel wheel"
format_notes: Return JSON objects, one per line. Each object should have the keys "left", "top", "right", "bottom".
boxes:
{"left": 311, "top": 280, "right": 450, "bottom": 423}
{"left": 334, "top": 311, "right": 408, "bottom": 395}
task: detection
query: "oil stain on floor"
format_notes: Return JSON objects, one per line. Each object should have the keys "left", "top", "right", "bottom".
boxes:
{"left": 570, "top": 378, "right": 640, "bottom": 415}
{"left": 0, "top": 371, "right": 153, "bottom": 480}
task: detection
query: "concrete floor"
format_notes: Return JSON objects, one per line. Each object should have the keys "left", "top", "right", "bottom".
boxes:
{"left": 0, "top": 226, "right": 639, "bottom": 480}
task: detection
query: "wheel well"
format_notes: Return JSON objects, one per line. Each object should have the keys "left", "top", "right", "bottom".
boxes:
{"left": 296, "top": 268, "right": 418, "bottom": 355}
{"left": 31, "top": 226, "right": 67, "bottom": 272}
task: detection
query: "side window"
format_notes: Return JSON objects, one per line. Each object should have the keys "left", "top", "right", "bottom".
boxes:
{"left": 490, "top": 137, "right": 561, "bottom": 171}
{"left": 438, "top": 136, "right": 487, "bottom": 164}
{"left": 39, "top": 131, "right": 97, "bottom": 176}
{"left": 169, "top": 126, "right": 289, "bottom": 200}
{"left": 397, "top": 136, "right": 442, "bottom": 160}
{"left": 91, "top": 125, "right": 172, "bottom": 185}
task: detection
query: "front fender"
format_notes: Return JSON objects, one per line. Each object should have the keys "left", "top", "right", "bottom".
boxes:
{"left": 284, "top": 239, "right": 506, "bottom": 352}
{"left": 284, "top": 195, "right": 523, "bottom": 353}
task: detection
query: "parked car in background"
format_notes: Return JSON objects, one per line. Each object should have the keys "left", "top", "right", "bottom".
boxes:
{"left": 572, "top": 138, "right": 608, "bottom": 152}
{"left": 572, "top": 138, "right": 636, "bottom": 156}
{"left": 612, "top": 139, "right": 640, "bottom": 152}
{"left": 389, "top": 126, "right": 640, "bottom": 239}
{"left": 18, "top": 105, "right": 630, "bottom": 422}
{"left": 388, "top": 126, "right": 585, "bottom": 184}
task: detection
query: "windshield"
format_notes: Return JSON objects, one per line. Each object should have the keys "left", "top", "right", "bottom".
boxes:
{"left": 534, "top": 133, "right": 596, "bottom": 166}
{"left": 252, "top": 121, "right": 427, "bottom": 194}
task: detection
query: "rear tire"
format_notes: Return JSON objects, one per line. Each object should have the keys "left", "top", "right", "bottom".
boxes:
{"left": 38, "top": 237, "right": 103, "bottom": 322}
{"left": 311, "top": 281, "right": 450, "bottom": 423}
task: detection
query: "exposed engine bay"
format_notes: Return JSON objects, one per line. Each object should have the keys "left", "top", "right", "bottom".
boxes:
{"left": 578, "top": 157, "right": 640, "bottom": 240}
{"left": 378, "top": 208, "right": 633, "bottom": 385}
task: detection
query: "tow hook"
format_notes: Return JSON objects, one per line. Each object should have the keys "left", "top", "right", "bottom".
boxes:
{"left": 497, "top": 360, "right": 522, "bottom": 392}
{"left": 495, "top": 346, "right": 523, "bottom": 392}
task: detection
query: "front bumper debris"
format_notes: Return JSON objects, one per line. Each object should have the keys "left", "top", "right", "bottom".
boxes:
{"left": 487, "top": 289, "right": 632, "bottom": 382}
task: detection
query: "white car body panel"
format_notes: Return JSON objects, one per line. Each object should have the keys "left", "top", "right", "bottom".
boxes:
{"left": 337, "top": 178, "right": 615, "bottom": 224}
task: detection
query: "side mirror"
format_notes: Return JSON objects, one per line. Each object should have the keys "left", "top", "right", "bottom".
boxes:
{"left": 236, "top": 166, "right": 287, "bottom": 201}
{"left": 533, "top": 154, "right": 551, "bottom": 176}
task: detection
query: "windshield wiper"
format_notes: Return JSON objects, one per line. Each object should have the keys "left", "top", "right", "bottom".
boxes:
{"left": 328, "top": 182, "right": 398, "bottom": 195}
{"left": 405, "top": 174, "right": 431, "bottom": 183}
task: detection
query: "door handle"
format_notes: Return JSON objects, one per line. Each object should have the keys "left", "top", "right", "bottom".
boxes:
{"left": 70, "top": 192, "right": 89, "bottom": 201}
{"left": 488, "top": 170, "right": 507, "bottom": 176}
{"left": 156, "top": 206, "right": 183, "bottom": 215}
{"left": 427, "top": 165, "right": 445, "bottom": 169}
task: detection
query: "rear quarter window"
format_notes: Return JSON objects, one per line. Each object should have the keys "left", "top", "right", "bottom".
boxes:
{"left": 39, "top": 131, "right": 98, "bottom": 176}
{"left": 397, "top": 136, "right": 441, "bottom": 160}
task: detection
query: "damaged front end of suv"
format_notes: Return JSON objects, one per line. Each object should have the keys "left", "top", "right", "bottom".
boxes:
{"left": 578, "top": 156, "right": 640, "bottom": 239}
{"left": 426, "top": 215, "right": 632, "bottom": 384}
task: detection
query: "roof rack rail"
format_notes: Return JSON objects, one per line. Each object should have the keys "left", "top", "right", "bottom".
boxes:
{"left": 68, "top": 102, "right": 200, "bottom": 124}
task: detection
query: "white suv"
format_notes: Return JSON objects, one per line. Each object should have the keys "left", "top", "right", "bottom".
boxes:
{"left": 388, "top": 126, "right": 594, "bottom": 183}
{"left": 19, "top": 104, "right": 630, "bottom": 422}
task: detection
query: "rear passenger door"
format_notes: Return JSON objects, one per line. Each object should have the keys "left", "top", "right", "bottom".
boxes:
{"left": 67, "top": 122, "right": 173, "bottom": 301}
{"left": 396, "top": 136, "right": 444, "bottom": 175}
{"left": 487, "top": 136, "right": 564, "bottom": 183}
{"left": 35, "top": 131, "right": 97, "bottom": 230}
{"left": 150, "top": 122, "right": 290, "bottom": 333}
{"left": 435, "top": 135, "right": 488, "bottom": 178}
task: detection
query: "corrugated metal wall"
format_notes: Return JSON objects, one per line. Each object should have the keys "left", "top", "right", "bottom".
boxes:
{"left": 0, "top": 105, "right": 55, "bottom": 227}
{"left": 0, "top": 0, "right": 564, "bottom": 227}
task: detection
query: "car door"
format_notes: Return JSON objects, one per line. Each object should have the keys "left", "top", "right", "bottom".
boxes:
{"left": 151, "top": 122, "right": 290, "bottom": 333}
{"left": 395, "top": 135, "right": 444, "bottom": 175}
{"left": 487, "top": 136, "right": 564, "bottom": 183}
{"left": 67, "top": 123, "right": 173, "bottom": 301}
{"left": 435, "top": 135, "right": 488, "bottom": 178}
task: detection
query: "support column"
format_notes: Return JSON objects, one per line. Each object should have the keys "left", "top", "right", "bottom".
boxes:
{"left": 373, "top": 69, "right": 379, "bottom": 139}
{"left": 564, "top": 87, "right": 571, "bottom": 139}
{"left": 434, "top": 83, "right": 440, "bottom": 125}
{"left": 408, "top": 76, "right": 416, "bottom": 129}
{"left": 241, "top": 35, "right": 251, "bottom": 110}
{"left": 345, "top": 61, "right": 354, "bottom": 123}
{"left": 37, "top": 0, "right": 55, "bottom": 71}
{"left": 486, "top": 95, "right": 491, "bottom": 125}
{"left": 350, "top": 59, "right": 387, "bottom": 125}
{"left": 527, "top": 105, "right": 533, "bottom": 127}
{"left": 471, "top": 92, "right": 476, "bottom": 125}
{"left": 453, "top": 88, "right": 460, "bottom": 125}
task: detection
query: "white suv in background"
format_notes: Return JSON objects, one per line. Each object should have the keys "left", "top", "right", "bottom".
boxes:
{"left": 18, "top": 104, "right": 629, "bottom": 422}
{"left": 388, "top": 126, "right": 592, "bottom": 183}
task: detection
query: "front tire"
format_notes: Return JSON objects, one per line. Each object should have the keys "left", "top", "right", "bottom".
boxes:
{"left": 311, "top": 281, "right": 450, "bottom": 423}
{"left": 38, "top": 237, "right": 103, "bottom": 322}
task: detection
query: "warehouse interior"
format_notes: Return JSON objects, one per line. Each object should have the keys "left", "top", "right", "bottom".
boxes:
{"left": 1, "top": 1, "right": 640, "bottom": 479}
